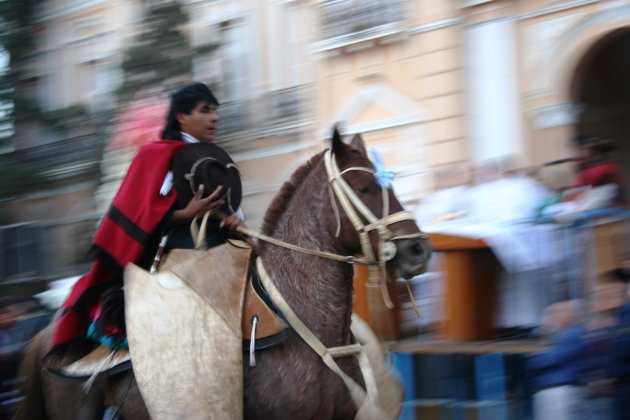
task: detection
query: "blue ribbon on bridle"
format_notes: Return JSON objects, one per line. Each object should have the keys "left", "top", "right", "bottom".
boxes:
{"left": 368, "top": 149, "right": 395, "bottom": 188}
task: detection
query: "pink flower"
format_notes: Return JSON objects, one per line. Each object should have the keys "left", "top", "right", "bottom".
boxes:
{"left": 109, "top": 97, "right": 168, "bottom": 150}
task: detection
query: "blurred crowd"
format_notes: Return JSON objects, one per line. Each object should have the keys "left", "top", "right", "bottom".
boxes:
{"left": 415, "top": 133, "right": 627, "bottom": 230}
{"left": 410, "top": 132, "right": 630, "bottom": 419}
{"left": 527, "top": 263, "right": 630, "bottom": 420}
{"left": 0, "top": 299, "right": 49, "bottom": 417}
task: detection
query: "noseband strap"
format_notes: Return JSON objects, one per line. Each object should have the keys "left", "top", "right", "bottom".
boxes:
{"left": 324, "top": 150, "right": 425, "bottom": 261}
{"left": 324, "top": 149, "right": 427, "bottom": 310}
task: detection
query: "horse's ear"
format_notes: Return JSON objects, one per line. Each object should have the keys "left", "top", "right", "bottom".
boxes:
{"left": 350, "top": 134, "right": 367, "bottom": 156}
{"left": 331, "top": 126, "right": 346, "bottom": 155}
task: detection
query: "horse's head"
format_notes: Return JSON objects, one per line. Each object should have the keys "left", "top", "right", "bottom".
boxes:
{"left": 327, "top": 127, "right": 431, "bottom": 279}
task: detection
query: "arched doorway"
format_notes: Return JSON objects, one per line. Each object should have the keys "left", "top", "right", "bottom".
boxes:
{"left": 568, "top": 27, "right": 630, "bottom": 305}
{"left": 570, "top": 27, "right": 630, "bottom": 182}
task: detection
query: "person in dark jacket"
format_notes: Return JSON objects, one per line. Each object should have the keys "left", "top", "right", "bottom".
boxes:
{"left": 52, "top": 82, "right": 240, "bottom": 351}
{"left": 528, "top": 300, "right": 586, "bottom": 420}
{"left": 571, "top": 134, "right": 627, "bottom": 207}
{"left": 609, "top": 262, "right": 630, "bottom": 419}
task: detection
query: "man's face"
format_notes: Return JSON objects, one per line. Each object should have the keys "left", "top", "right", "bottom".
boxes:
{"left": 177, "top": 100, "right": 219, "bottom": 143}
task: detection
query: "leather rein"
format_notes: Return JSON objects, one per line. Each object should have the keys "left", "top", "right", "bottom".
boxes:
{"left": 187, "top": 149, "right": 427, "bottom": 307}
{"left": 236, "top": 149, "right": 427, "bottom": 266}
{"left": 185, "top": 149, "right": 428, "bottom": 418}
{"left": 245, "top": 149, "right": 428, "bottom": 419}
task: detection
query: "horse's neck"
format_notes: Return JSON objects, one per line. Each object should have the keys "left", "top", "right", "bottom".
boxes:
{"left": 259, "top": 175, "right": 354, "bottom": 346}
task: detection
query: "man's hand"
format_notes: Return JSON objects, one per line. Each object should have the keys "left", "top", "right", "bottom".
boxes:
{"left": 171, "top": 185, "right": 225, "bottom": 224}
{"left": 220, "top": 213, "right": 243, "bottom": 233}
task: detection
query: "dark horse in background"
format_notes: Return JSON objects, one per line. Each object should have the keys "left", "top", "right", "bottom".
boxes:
{"left": 16, "top": 129, "right": 431, "bottom": 419}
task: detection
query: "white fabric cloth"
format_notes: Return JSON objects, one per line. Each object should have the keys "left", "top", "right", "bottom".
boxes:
{"left": 482, "top": 223, "right": 559, "bottom": 273}
{"left": 414, "top": 185, "right": 470, "bottom": 226}
{"left": 466, "top": 175, "right": 550, "bottom": 224}
{"left": 417, "top": 175, "right": 564, "bottom": 327}
{"left": 533, "top": 385, "right": 585, "bottom": 420}
{"left": 159, "top": 171, "right": 174, "bottom": 196}
{"left": 418, "top": 175, "right": 557, "bottom": 272}
{"left": 180, "top": 132, "right": 200, "bottom": 145}
{"left": 159, "top": 132, "right": 199, "bottom": 196}
{"left": 423, "top": 221, "right": 564, "bottom": 327}
{"left": 34, "top": 276, "right": 81, "bottom": 310}
{"left": 423, "top": 221, "right": 562, "bottom": 273}
{"left": 542, "top": 185, "right": 618, "bottom": 224}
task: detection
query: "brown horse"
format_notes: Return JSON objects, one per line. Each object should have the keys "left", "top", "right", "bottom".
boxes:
{"left": 16, "top": 129, "right": 430, "bottom": 419}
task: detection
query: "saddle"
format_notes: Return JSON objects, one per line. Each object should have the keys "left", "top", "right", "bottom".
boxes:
{"left": 53, "top": 240, "right": 287, "bottom": 394}
{"left": 158, "top": 239, "right": 287, "bottom": 348}
{"left": 124, "top": 239, "right": 290, "bottom": 418}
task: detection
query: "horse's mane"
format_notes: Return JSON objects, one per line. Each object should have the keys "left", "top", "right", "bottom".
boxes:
{"left": 260, "top": 151, "right": 326, "bottom": 237}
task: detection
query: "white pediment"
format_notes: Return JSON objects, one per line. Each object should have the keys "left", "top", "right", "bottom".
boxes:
{"left": 325, "top": 84, "right": 430, "bottom": 205}
{"left": 325, "top": 84, "right": 427, "bottom": 136}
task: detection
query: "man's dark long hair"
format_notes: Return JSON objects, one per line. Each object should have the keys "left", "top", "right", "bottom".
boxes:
{"left": 573, "top": 133, "right": 616, "bottom": 155}
{"left": 161, "top": 82, "right": 220, "bottom": 140}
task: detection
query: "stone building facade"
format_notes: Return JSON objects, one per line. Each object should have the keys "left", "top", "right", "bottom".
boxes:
{"left": 4, "top": 0, "right": 630, "bottom": 280}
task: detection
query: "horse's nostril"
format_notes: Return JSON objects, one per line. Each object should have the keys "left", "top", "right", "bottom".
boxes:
{"left": 410, "top": 241, "right": 423, "bottom": 256}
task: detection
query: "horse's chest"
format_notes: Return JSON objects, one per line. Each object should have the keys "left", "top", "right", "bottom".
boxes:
{"left": 244, "top": 349, "right": 358, "bottom": 418}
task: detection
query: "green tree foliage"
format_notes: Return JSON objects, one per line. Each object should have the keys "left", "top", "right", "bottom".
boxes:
{"left": 0, "top": 0, "right": 43, "bottom": 146}
{"left": 0, "top": 0, "right": 41, "bottom": 62}
{"left": 0, "top": 1, "right": 107, "bottom": 199}
{"left": 117, "top": 1, "right": 197, "bottom": 102}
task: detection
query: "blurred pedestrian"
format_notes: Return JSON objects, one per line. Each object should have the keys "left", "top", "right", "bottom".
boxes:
{"left": 569, "top": 134, "right": 627, "bottom": 207}
{"left": 528, "top": 300, "right": 586, "bottom": 420}
{"left": 0, "top": 304, "right": 14, "bottom": 350}
{"left": 608, "top": 262, "right": 630, "bottom": 419}
{"left": 581, "top": 282, "right": 624, "bottom": 420}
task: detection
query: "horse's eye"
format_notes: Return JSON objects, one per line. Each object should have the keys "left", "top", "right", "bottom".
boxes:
{"left": 358, "top": 185, "right": 373, "bottom": 195}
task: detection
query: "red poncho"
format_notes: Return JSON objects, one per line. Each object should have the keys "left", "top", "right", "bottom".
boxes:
{"left": 51, "top": 140, "right": 185, "bottom": 348}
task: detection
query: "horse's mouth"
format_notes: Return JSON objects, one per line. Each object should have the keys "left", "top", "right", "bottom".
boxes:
{"left": 392, "top": 238, "right": 432, "bottom": 280}
{"left": 397, "top": 261, "right": 428, "bottom": 280}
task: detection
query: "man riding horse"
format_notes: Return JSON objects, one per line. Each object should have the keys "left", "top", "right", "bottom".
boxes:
{"left": 51, "top": 82, "right": 242, "bottom": 353}
{"left": 18, "top": 82, "right": 432, "bottom": 420}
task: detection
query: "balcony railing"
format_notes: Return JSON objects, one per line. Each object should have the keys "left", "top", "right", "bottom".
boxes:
{"left": 217, "top": 85, "right": 307, "bottom": 142}
{"left": 10, "top": 133, "right": 105, "bottom": 181}
{"left": 320, "top": 0, "right": 406, "bottom": 41}
{"left": 0, "top": 216, "right": 98, "bottom": 283}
